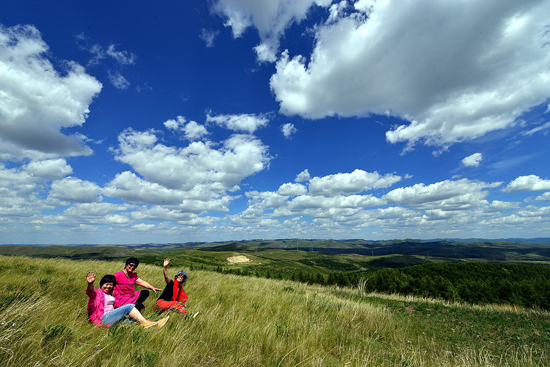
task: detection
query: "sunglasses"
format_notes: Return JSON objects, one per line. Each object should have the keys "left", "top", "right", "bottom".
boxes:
{"left": 127, "top": 263, "right": 138, "bottom": 269}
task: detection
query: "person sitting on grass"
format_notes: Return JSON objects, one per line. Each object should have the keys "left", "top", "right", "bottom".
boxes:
{"left": 153, "top": 258, "right": 189, "bottom": 314}
{"left": 86, "top": 271, "right": 169, "bottom": 328}
{"left": 113, "top": 257, "right": 162, "bottom": 312}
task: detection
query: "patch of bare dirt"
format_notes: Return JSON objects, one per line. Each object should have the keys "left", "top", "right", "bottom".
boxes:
{"left": 227, "top": 255, "right": 251, "bottom": 264}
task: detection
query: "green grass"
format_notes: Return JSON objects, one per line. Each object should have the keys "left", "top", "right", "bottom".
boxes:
{"left": 1, "top": 255, "right": 549, "bottom": 366}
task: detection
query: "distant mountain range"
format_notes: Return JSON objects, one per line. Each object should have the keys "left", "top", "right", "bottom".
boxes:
{"left": 2, "top": 237, "right": 550, "bottom": 248}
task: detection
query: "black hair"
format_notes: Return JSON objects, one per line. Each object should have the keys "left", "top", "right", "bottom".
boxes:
{"left": 100, "top": 275, "right": 116, "bottom": 287}
{"left": 125, "top": 257, "right": 140, "bottom": 267}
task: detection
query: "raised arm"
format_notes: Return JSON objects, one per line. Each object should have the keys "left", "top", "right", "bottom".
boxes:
{"left": 135, "top": 277, "right": 162, "bottom": 293}
{"left": 162, "top": 257, "right": 171, "bottom": 284}
{"left": 86, "top": 271, "right": 95, "bottom": 293}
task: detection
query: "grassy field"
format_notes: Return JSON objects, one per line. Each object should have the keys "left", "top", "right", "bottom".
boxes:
{"left": 1, "top": 255, "right": 549, "bottom": 366}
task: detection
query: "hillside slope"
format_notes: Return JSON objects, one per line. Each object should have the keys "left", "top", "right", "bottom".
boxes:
{"left": 0, "top": 255, "right": 549, "bottom": 366}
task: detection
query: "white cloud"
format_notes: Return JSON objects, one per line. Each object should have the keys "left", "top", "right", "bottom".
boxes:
{"left": 164, "top": 116, "right": 186, "bottom": 131}
{"left": 47, "top": 202, "right": 134, "bottom": 226}
{"left": 213, "top": 0, "right": 332, "bottom": 62}
{"left": 384, "top": 179, "right": 501, "bottom": 210}
{"left": 522, "top": 121, "right": 550, "bottom": 136}
{"left": 504, "top": 175, "right": 550, "bottom": 192}
{"left": 200, "top": 29, "right": 220, "bottom": 47}
{"left": 131, "top": 223, "right": 156, "bottom": 231}
{"left": 308, "top": 169, "right": 401, "bottom": 196}
{"left": 25, "top": 159, "right": 73, "bottom": 180}
{"left": 164, "top": 116, "right": 209, "bottom": 140}
{"left": 114, "top": 128, "right": 271, "bottom": 190}
{"left": 108, "top": 71, "right": 130, "bottom": 89}
{"left": 280, "top": 123, "right": 297, "bottom": 138}
{"left": 206, "top": 112, "right": 269, "bottom": 133}
{"left": 49, "top": 177, "right": 103, "bottom": 203}
{"left": 0, "top": 24, "right": 102, "bottom": 160}
{"left": 295, "top": 169, "right": 311, "bottom": 182}
{"left": 269, "top": 0, "right": 550, "bottom": 149}
{"left": 277, "top": 182, "right": 307, "bottom": 196}
{"left": 535, "top": 192, "right": 550, "bottom": 202}
{"left": 462, "top": 153, "right": 483, "bottom": 167}
{"left": 0, "top": 163, "right": 49, "bottom": 218}
{"left": 106, "top": 45, "right": 136, "bottom": 65}
{"left": 183, "top": 121, "right": 209, "bottom": 140}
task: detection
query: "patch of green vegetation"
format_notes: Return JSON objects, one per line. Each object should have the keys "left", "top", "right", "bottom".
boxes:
{"left": 368, "top": 255, "right": 429, "bottom": 268}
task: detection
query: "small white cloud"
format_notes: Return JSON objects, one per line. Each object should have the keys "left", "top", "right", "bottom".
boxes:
{"left": 108, "top": 71, "right": 130, "bottom": 89}
{"left": 183, "top": 121, "right": 209, "bottom": 141}
{"left": 309, "top": 169, "right": 401, "bottom": 196}
{"left": 280, "top": 123, "right": 297, "bottom": 138}
{"left": 295, "top": 169, "right": 311, "bottom": 182}
{"left": 522, "top": 121, "right": 550, "bottom": 136}
{"left": 200, "top": 29, "right": 220, "bottom": 48}
{"left": 462, "top": 153, "right": 483, "bottom": 167}
{"left": 534, "top": 192, "right": 550, "bottom": 202}
{"left": 164, "top": 116, "right": 187, "bottom": 131}
{"left": 277, "top": 182, "right": 307, "bottom": 196}
{"left": 106, "top": 45, "right": 136, "bottom": 65}
{"left": 49, "top": 177, "right": 103, "bottom": 203}
{"left": 164, "top": 116, "right": 208, "bottom": 140}
{"left": 132, "top": 223, "right": 156, "bottom": 231}
{"left": 25, "top": 159, "right": 73, "bottom": 180}
{"left": 504, "top": 175, "right": 550, "bottom": 192}
{"left": 206, "top": 112, "right": 269, "bottom": 133}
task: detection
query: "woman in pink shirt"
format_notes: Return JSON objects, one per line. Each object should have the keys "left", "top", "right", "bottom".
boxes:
{"left": 113, "top": 257, "right": 161, "bottom": 312}
{"left": 86, "top": 271, "right": 168, "bottom": 328}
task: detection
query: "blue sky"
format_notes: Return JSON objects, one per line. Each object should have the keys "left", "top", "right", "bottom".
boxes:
{"left": 1, "top": 0, "right": 550, "bottom": 245}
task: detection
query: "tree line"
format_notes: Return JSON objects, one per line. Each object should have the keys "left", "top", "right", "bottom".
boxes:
{"left": 217, "top": 262, "right": 550, "bottom": 310}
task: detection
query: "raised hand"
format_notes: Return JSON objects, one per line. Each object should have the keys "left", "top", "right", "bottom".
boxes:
{"left": 163, "top": 258, "right": 171, "bottom": 267}
{"left": 86, "top": 271, "right": 95, "bottom": 284}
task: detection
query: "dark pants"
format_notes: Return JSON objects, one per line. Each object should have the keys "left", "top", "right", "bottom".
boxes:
{"left": 135, "top": 290, "right": 150, "bottom": 312}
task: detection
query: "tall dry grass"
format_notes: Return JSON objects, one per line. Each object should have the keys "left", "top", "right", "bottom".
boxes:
{"left": 0, "top": 255, "right": 547, "bottom": 366}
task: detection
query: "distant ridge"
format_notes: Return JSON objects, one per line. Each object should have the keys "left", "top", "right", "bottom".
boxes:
{"left": 2, "top": 237, "right": 550, "bottom": 248}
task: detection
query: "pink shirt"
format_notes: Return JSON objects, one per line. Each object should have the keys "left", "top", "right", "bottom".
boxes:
{"left": 113, "top": 270, "right": 140, "bottom": 308}
{"left": 103, "top": 293, "right": 115, "bottom": 314}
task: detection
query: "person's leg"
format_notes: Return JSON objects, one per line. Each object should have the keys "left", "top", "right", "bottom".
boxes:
{"left": 128, "top": 307, "right": 148, "bottom": 324}
{"left": 101, "top": 304, "right": 135, "bottom": 326}
{"left": 135, "top": 290, "right": 150, "bottom": 312}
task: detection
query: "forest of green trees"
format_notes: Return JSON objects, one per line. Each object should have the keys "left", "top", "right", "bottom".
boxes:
{"left": 218, "top": 262, "right": 550, "bottom": 310}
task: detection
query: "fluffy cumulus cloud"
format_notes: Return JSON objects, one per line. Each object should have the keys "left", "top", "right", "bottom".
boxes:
{"left": 213, "top": 0, "right": 332, "bottom": 62}
{"left": 49, "top": 177, "right": 103, "bottom": 203}
{"left": 0, "top": 24, "right": 102, "bottom": 160}
{"left": 269, "top": 0, "right": 550, "bottom": 149}
{"left": 164, "top": 116, "right": 209, "bottom": 140}
{"left": 308, "top": 169, "right": 401, "bottom": 196}
{"left": 104, "top": 128, "right": 271, "bottom": 213}
{"left": 0, "top": 163, "right": 65, "bottom": 219}
{"left": 206, "top": 112, "right": 269, "bottom": 133}
{"left": 25, "top": 159, "right": 73, "bottom": 180}
{"left": 504, "top": 175, "right": 550, "bottom": 192}
{"left": 229, "top": 170, "right": 520, "bottom": 237}
{"left": 384, "top": 179, "right": 501, "bottom": 210}
{"left": 462, "top": 153, "right": 483, "bottom": 167}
